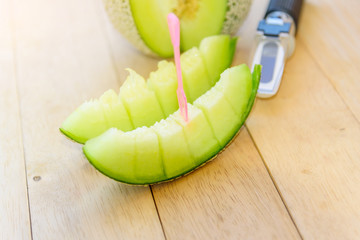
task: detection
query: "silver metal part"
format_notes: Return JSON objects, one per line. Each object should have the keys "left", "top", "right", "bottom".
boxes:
{"left": 252, "top": 11, "right": 296, "bottom": 98}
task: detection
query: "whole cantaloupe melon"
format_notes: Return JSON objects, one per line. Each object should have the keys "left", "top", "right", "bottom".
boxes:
{"left": 103, "top": 0, "right": 252, "bottom": 57}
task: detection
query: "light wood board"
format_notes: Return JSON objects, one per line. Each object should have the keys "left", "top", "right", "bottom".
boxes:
{"left": 152, "top": 129, "right": 301, "bottom": 240}
{"left": 298, "top": 0, "right": 360, "bottom": 121}
{"left": 236, "top": 1, "right": 360, "bottom": 238}
{"left": 2, "top": 0, "right": 360, "bottom": 239}
{"left": 246, "top": 24, "right": 360, "bottom": 240}
{"left": 0, "top": 0, "right": 31, "bottom": 239}
{"left": 12, "top": 0, "right": 164, "bottom": 239}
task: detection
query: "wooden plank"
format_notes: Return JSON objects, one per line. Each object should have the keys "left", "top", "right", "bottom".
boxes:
{"left": 231, "top": 0, "right": 360, "bottom": 238}
{"left": 246, "top": 40, "right": 360, "bottom": 239}
{"left": 298, "top": 0, "right": 360, "bottom": 121}
{"left": 12, "top": 0, "right": 164, "bottom": 239}
{"left": 152, "top": 129, "right": 301, "bottom": 240}
{"left": 0, "top": 0, "right": 32, "bottom": 239}
{"left": 232, "top": 1, "right": 360, "bottom": 237}
{"left": 100, "top": 0, "right": 301, "bottom": 238}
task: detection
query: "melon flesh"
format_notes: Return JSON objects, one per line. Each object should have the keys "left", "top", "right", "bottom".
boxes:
{"left": 200, "top": 35, "right": 237, "bottom": 85}
{"left": 60, "top": 90, "right": 133, "bottom": 144}
{"left": 100, "top": 89, "right": 133, "bottom": 131}
{"left": 180, "top": 47, "right": 211, "bottom": 102}
{"left": 147, "top": 61, "right": 178, "bottom": 116}
{"left": 133, "top": 127, "right": 164, "bottom": 182}
{"left": 215, "top": 64, "right": 252, "bottom": 117}
{"left": 84, "top": 128, "right": 136, "bottom": 181}
{"left": 83, "top": 64, "right": 261, "bottom": 185}
{"left": 194, "top": 88, "right": 240, "bottom": 147}
{"left": 129, "top": 0, "right": 228, "bottom": 57}
{"left": 60, "top": 35, "right": 237, "bottom": 144}
{"left": 171, "top": 104, "right": 220, "bottom": 165}
{"left": 60, "top": 100, "right": 107, "bottom": 144}
{"left": 103, "top": 0, "right": 252, "bottom": 57}
{"left": 152, "top": 118, "right": 195, "bottom": 178}
{"left": 120, "top": 69, "right": 164, "bottom": 128}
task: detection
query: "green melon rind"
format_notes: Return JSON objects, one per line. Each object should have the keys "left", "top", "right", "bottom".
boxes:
{"left": 103, "top": 0, "right": 154, "bottom": 56}
{"left": 221, "top": 0, "right": 253, "bottom": 35}
{"left": 59, "top": 127, "right": 86, "bottom": 144}
{"left": 243, "top": 64, "right": 261, "bottom": 122}
{"left": 229, "top": 37, "right": 238, "bottom": 65}
{"left": 83, "top": 64, "right": 261, "bottom": 185}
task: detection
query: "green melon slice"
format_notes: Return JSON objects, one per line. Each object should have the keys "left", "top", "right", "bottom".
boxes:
{"left": 60, "top": 35, "right": 237, "bottom": 144}
{"left": 153, "top": 118, "right": 195, "bottom": 178}
{"left": 133, "top": 127, "right": 165, "bottom": 182}
{"left": 120, "top": 69, "right": 165, "bottom": 128}
{"left": 147, "top": 60, "right": 178, "bottom": 116}
{"left": 83, "top": 64, "right": 261, "bottom": 185}
{"left": 216, "top": 64, "right": 253, "bottom": 117}
{"left": 200, "top": 35, "right": 238, "bottom": 85}
{"left": 129, "top": 0, "right": 228, "bottom": 57}
{"left": 171, "top": 104, "right": 220, "bottom": 165}
{"left": 99, "top": 89, "right": 133, "bottom": 131}
{"left": 60, "top": 90, "right": 133, "bottom": 144}
{"left": 180, "top": 47, "right": 211, "bottom": 102}
{"left": 193, "top": 88, "right": 240, "bottom": 148}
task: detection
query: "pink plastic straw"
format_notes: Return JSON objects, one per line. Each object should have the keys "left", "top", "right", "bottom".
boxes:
{"left": 167, "top": 13, "right": 188, "bottom": 122}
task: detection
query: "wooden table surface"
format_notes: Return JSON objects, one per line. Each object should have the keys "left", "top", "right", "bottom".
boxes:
{"left": 1, "top": 0, "right": 360, "bottom": 239}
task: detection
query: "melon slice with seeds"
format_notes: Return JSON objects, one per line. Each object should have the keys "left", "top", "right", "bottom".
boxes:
{"left": 104, "top": 0, "right": 251, "bottom": 57}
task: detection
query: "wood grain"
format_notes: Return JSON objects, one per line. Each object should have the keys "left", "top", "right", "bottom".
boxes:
{"left": 152, "top": 129, "right": 301, "bottom": 240}
{"left": 3, "top": 0, "right": 360, "bottom": 239}
{"left": 0, "top": 0, "right": 32, "bottom": 239}
{"left": 12, "top": 0, "right": 164, "bottom": 239}
{"left": 246, "top": 40, "right": 360, "bottom": 239}
{"left": 234, "top": 1, "right": 360, "bottom": 237}
{"left": 298, "top": 0, "right": 360, "bottom": 121}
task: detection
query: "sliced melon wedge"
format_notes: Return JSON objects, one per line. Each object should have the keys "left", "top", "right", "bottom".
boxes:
{"left": 120, "top": 69, "right": 165, "bottom": 128}
{"left": 83, "top": 64, "right": 261, "bottom": 185}
{"left": 59, "top": 90, "right": 133, "bottom": 144}
{"left": 180, "top": 47, "right": 211, "bottom": 102}
{"left": 153, "top": 118, "right": 195, "bottom": 178}
{"left": 100, "top": 89, "right": 133, "bottom": 131}
{"left": 147, "top": 60, "right": 178, "bottom": 116}
{"left": 200, "top": 35, "right": 238, "bottom": 85}
{"left": 171, "top": 104, "right": 220, "bottom": 165}
{"left": 60, "top": 35, "right": 237, "bottom": 144}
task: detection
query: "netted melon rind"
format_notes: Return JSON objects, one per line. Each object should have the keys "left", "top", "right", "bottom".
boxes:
{"left": 221, "top": 0, "right": 252, "bottom": 35}
{"left": 103, "top": 0, "right": 154, "bottom": 56}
